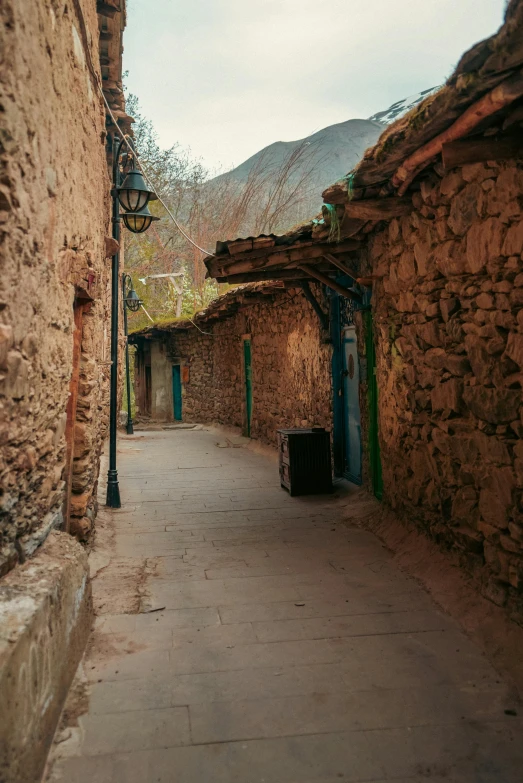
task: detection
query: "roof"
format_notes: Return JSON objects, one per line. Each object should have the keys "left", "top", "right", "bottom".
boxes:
{"left": 129, "top": 281, "right": 290, "bottom": 340}
{"left": 204, "top": 0, "right": 523, "bottom": 288}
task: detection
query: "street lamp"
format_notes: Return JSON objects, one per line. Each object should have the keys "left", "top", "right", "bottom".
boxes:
{"left": 122, "top": 273, "right": 142, "bottom": 436}
{"left": 122, "top": 204, "right": 159, "bottom": 234}
{"left": 106, "top": 135, "right": 159, "bottom": 509}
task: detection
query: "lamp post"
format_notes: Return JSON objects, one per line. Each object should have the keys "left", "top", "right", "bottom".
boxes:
{"left": 106, "top": 135, "right": 159, "bottom": 509}
{"left": 122, "top": 273, "right": 142, "bottom": 436}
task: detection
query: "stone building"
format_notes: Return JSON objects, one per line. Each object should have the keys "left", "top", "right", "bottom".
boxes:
{"left": 131, "top": 281, "right": 333, "bottom": 443}
{"left": 133, "top": 2, "right": 523, "bottom": 623}
{"left": 0, "top": 1, "right": 131, "bottom": 780}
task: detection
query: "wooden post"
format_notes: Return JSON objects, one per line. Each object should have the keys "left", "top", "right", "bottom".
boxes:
{"left": 323, "top": 253, "right": 359, "bottom": 279}
{"left": 298, "top": 265, "right": 361, "bottom": 301}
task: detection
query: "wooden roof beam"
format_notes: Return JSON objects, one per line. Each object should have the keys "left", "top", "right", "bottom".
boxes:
{"left": 442, "top": 132, "right": 523, "bottom": 169}
{"left": 298, "top": 265, "right": 361, "bottom": 301}
{"left": 212, "top": 239, "right": 360, "bottom": 278}
{"left": 323, "top": 253, "right": 359, "bottom": 280}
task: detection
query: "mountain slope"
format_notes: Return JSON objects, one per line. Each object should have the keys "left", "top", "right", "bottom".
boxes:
{"left": 218, "top": 118, "right": 383, "bottom": 191}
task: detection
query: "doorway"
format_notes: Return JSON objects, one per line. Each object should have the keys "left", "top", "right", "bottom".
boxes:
{"left": 243, "top": 338, "right": 252, "bottom": 437}
{"left": 341, "top": 325, "right": 362, "bottom": 483}
{"left": 364, "top": 310, "right": 383, "bottom": 499}
{"left": 172, "top": 364, "right": 182, "bottom": 421}
{"left": 63, "top": 292, "right": 91, "bottom": 532}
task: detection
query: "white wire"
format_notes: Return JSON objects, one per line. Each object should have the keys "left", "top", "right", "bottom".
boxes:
{"left": 73, "top": 0, "right": 215, "bottom": 259}
{"left": 100, "top": 89, "right": 214, "bottom": 258}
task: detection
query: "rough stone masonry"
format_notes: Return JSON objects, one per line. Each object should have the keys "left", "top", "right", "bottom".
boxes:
{"left": 0, "top": 0, "right": 114, "bottom": 571}
{"left": 0, "top": 0, "right": 128, "bottom": 780}
{"left": 365, "top": 159, "right": 523, "bottom": 619}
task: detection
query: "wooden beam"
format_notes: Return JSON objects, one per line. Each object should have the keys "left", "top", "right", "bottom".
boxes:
{"left": 298, "top": 265, "right": 361, "bottom": 301}
{"left": 213, "top": 239, "right": 361, "bottom": 278}
{"left": 299, "top": 281, "right": 329, "bottom": 331}
{"left": 442, "top": 134, "right": 523, "bottom": 169}
{"left": 323, "top": 253, "right": 359, "bottom": 279}
{"left": 216, "top": 269, "right": 311, "bottom": 284}
{"left": 393, "top": 71, "right": 523, "bottom": 189}
{"left": 344, "top": 197, "right": 413, "bottom": 220}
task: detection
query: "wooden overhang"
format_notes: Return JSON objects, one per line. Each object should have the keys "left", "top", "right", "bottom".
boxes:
{"left": 322, "top": 0, "right": 523, "bottom": 207}
{"left": 96, "top": 1, "right": 134, "bottom": 134}
{"left": 203, "top": 223, "right": 365, "bottom": 301}
{"left": 204, "top": 0, "right": 523, "bottom": 295}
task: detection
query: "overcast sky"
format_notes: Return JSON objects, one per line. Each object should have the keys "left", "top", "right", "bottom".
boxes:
{"left": 124, "top": 0, "right": 505, "bottom": 173}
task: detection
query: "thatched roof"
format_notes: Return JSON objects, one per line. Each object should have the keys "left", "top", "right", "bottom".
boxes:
{"left": 204, "top": 0, "right": 523, "bottom": 289}
{"left": 129, "top": 281, "right": 289, "bottom": 340}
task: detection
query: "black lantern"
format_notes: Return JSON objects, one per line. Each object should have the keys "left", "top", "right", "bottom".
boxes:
{"left": 124, "top": 285, "right": 142, "bottom": 312}
{"left": 122, "top": 203, "right": 160, "bottom": 234}
{"left": 117, "top": 168, "right": 157, "bottom": 213}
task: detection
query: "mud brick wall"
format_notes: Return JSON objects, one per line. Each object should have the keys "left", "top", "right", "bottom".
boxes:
{"left": 0, "top": 0, "right": 113, "bottom": 572}
{"left": 367, "top": 160, "right": 523, "bottom": 616}
{"left": 165, "top": 286, "right": 333, "bottom": 446}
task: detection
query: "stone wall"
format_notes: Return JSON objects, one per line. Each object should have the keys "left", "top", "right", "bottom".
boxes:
{"left": 366, "top": 160, "right": 523, "bottom": 616}
{"left": 0, "top": 0, "right": 114, "bottom": 571}
{"left": 153, "top": 286, "right": 333, "bottom": 445}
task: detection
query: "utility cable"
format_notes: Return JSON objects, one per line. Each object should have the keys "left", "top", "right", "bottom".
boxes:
{"left": 72, "top": 0, "right": 214, "bottom": 258}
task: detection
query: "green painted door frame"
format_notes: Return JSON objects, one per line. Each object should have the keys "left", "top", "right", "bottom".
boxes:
{"left": 364, "top": 311, "right": 383, "bottom": 500}
{"left": 172, "top": 364, "right": 182, "bottom": 421}
{"left": 243, "top": 339, "right": 252, "bottom": 437}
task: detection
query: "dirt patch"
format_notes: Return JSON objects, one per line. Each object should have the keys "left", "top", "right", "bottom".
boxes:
{"left": 89, "top": 508, "right": 147, "bottom": 615}
{"left": 348, "top": 505, "right": 523, "bottom": 697}
{"left": 87, "top": 631, "right": 147, "bottom": 661}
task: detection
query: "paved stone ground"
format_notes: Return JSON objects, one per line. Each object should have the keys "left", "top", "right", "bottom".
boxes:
{"left": 47, "top": 427, "right": 522, "bottom": 782}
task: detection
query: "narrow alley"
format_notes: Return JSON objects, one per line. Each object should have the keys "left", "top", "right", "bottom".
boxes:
{"left": 47, "top": 427, "right": 522, "bottom": 783}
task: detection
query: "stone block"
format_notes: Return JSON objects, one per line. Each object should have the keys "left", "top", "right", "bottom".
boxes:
{"left": 501, "top": 220, "right": 523, "bottom": 256}
{"left": 2, "top": 351, "right": 29, "bottom": 400}
{"left": 464, "top": 334, "right": 495, "bottom": 385}
{"left": 416, "top": 321, "right": 442, "bottom": 348}
{"left": 463, "top": 386, "right": 521, "bottom": 423}
{"left": 478, "top": 466, "right": 515, "bottom": 529}
{"left": 448, "top": 183, "right": 483, "bottom": 236}
{"left": 431, "top": 379, "right": 462, "bottom": 413}
{"left": 445, "top": 354, "right": 471, "bottom": 376}
{"left": 466, "top": 218, "right": 505, "bottom": 273}
{"left": 440, "top": 297, "right": 460, "bottom": 322}
{"left": 0, "top": 533, "right": 91, "bottom": 783}
{"left": 440, "top": 170, "right": 464, "bottom": 198}
{"left": 451, "top": 486, "right": 478, "bottom": 523}
{"left": 0, "top": 324, "right": 14, "bottom": 370}
{"left": 433, "top": 240, "right": 466, "bottom": 276}
{"left": 505, "top": 333, "right": 523, "bottom": 368}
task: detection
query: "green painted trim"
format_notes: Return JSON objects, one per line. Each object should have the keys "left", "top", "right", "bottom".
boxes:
{"left": 243, "top": 339, "right": 252, "bottom": 438}
{"left": 364, "top": 310, "right": 383, "bottom": 500}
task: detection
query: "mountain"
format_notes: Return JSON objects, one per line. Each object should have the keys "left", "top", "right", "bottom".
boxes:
{"left": 211, "top": 88, "right": 439, "bottom": 197}
{"left": 368, "top": 86, "right": 440, "bottom": 125}
{"left": 216, "top": 118, "right": 383, "bottom": 191}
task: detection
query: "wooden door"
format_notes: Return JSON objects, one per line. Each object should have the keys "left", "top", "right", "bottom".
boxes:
{"left": 342, "top": 325, "right": 362, "bottom": 484}
{"left": 172, "top": 365, "right": 182, "bottom": 421}
{"left": 243, "top": 339, "right": 252, "bottom": 437}
{"left": 364, "top": 310, "right": 383, "bottom": 499}
{"left": 63, "top": 299, "right": 87, "bottom": 532}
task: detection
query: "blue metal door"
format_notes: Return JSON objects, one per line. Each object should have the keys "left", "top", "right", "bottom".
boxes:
{"left": 342, "top": 326, "right": 362, "bottom": 483}
{"left": 172, "top": 365, "right": 182, "bottom": 421}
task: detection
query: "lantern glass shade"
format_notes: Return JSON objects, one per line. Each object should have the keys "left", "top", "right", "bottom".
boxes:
{"left": 117, "top": 169, "right": 156, "bottom": 213}
{"left": 125, "top": 288, "right": 142, "bottom": 311}
{"left": 122, "top": 204, "right": 159, "bottom": 234}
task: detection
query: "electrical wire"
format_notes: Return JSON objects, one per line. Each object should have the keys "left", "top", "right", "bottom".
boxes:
{"left": 72, "top": 0, "right": 214, "bottom": 258}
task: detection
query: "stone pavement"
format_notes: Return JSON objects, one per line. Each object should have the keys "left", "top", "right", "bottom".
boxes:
{"left": 47, "top": 427, "right": 522, "bottom": 782}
